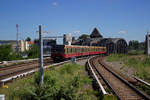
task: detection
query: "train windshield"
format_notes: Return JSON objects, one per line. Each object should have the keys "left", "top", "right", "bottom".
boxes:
{"left": 51, "top": 45, "right": 65, "bottom": 53}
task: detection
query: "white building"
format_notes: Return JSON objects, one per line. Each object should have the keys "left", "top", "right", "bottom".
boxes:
{"left": 63, "top": 34, "right": 72, "bottom": 45}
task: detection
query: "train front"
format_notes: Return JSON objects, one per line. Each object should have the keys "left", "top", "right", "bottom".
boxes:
{"left": 51, "top": 45, "right": 65, "bottom": 61}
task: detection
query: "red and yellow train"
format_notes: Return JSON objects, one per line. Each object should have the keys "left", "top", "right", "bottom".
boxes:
{"left": 51, "top": 45, "right": 106, "bottom": 61}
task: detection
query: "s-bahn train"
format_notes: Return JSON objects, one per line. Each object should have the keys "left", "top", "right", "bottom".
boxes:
{"left": 51, "top": 45, "right": 106, "bottom": 61}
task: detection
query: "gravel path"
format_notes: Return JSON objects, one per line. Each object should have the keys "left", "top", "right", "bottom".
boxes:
{"left": 76, "top": 59, "right": 88, "bottom": 66}
{"left": 103, "top": 58, "right": 136, "bottom": 77}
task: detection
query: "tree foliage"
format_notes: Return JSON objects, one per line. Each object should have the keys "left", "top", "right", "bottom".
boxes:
{"left": 128, "top": 40, "right": 139, "bottom": 50}
{"left": 27, "top": 44, "right": 39, "bottom": 58}
{"left": 26, "top": 37, "right": 31, "bottom": 41}
{"left": 78, "top": 34, "right": 89, "bottom": 40}
{"left": 0, "top": 45, "right": 22, "bottom": 61}
{"left": 128, "top": 40, "right": 145, "bottom": 50}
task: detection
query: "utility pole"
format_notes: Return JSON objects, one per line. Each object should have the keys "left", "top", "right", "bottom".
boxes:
{"left": 147, "top": 31, "right": 150, "bottom": 58}
{"left": 39, "top": 25, "right": 43, "bottom": 84}
{"left": 16, "top": 24, "right": 19, "bottom": 52}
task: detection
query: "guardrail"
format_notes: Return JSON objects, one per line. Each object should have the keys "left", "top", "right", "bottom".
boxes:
{"left": 87, "top": 57, "right": 107, "bottom": 95}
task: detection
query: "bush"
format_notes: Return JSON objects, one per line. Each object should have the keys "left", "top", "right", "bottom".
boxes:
{"left": 27, "top": 45, "right": 39, "bottom": 58}
{"left": 11, "top": 63, "right": 95, "bottom": 100}
{"left": 0, "top": 45, "right": 22, "bottom": 61}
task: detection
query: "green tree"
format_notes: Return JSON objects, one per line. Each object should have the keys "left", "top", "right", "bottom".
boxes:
{"left": 78, "top": 34, "right": 89, "bottom": 40}
{"left": 27, "top": 44, "right": 39, "bottom": 58}
{"left": 139, "top": 42, "right": 145, "bottom": 50}
{"left": 0, "top": 45, "right": 12, "bottom": 61}
{"left": 26, "top": 37, "right": 31, "bottom": 41}
{"left": 128, "top": 40, "right": 139, "bottom": 50}
{"left": 0, "top": 45, "right": 22, "bottom": 61}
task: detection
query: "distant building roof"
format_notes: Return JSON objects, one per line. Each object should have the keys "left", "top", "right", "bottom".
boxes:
{"left": 90, "top": 28, "right": 103, "bottom": 38}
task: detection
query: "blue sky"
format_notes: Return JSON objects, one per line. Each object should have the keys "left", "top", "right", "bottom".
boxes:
{"left": 0, "top": 0, "right": 150, "bottom": 43}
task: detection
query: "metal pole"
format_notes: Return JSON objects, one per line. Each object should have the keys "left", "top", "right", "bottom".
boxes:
{"left": 16, "top": 24, "right": 19, "bottom": 52}
{"left": 147, "top": 31, "right": 149, "bottom": 57}
{"left": 39, "top": 25, "right": 43, "bottom": 84}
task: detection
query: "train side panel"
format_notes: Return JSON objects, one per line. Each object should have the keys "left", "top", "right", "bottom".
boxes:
{"left": 51, "top": 45, "right": 107, "bottom": 60}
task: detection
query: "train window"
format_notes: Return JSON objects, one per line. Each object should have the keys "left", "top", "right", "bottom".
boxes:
{"left": 67, "top": 48, "right": 68, "bottom": 53}
{"left": 66, "top": 48, "right": 68, "bottom": 53}
{"left": 72, "top": 48, "right": 74, "bottom": 53}
{"left": 76, "top": 48, "right": 77, "bottom": 53}
{"left": 70, "top": 48, "right": 71, "bottom": 53}
{"left": 73, "top": 48, "right": 75, "bottom": 53}
{"left": 65, "top": 48, "right": 66, "bottom": 53}
{"left": 68, "top": 48, "right": 70, "bottom": 53}
{"left": 75, "top": 48, "right": 76, "bottom": 53}
{"left": 70, "top": 48, "right": 72, "bottom": 53}
{"left": 79, "top": 48, "right": 80, "bottom": 53}
{"left": 70, "top": 48, "right": 73, "bottom": 53}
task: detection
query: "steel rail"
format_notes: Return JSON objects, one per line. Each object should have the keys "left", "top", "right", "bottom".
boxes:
{"left": 134, "top": 76, "right": 150, "bottom": 87}
{"left": 0, "top": 57, "right": 89, "bottom": 86}
{"left": 0, "top": 60, "right": 70, "bottom": 85}
{"left": 88, "top": 57, "right": 108, "bottom": 95}
{"left": 99, "top": 58, "right": 150, "bottom": 100}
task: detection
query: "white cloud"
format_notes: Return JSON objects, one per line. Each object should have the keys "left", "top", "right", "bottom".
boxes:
{"left": 118, "top": 30, "right": 127, "bottom": 34}
{"left": 73, "top": 30, "right": 80, "bottom": 34}
{"left": 52, "top": 2, "right": 57, "bottom": 6}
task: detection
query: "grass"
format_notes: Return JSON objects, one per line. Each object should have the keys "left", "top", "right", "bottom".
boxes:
{"left": 103, "top": 95, "right": 117, "bottom": 100}
{"left": 0, "top": 63, "right": 117, "bottom": 100}
{"left": 128, "top": 50, "right": 144, "bottom": 55}
{"left": 106, "top": 54, "right": 150, "bottom": 81}
{"left": 106, "top": 54, "right": 150, "bottom": 96}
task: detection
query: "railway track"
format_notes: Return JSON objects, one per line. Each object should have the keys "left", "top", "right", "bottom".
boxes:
{"left": 0, "top": 57, "right": 51, "bottom": 71}
{"left": 0, "top": 57, "right": 89, "bottom": 86}
{"left": 0, "top": 58, "right": 52, "bottom": 81}
{"left": 88, "top": 56, "right": 150, "bottom": 100}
